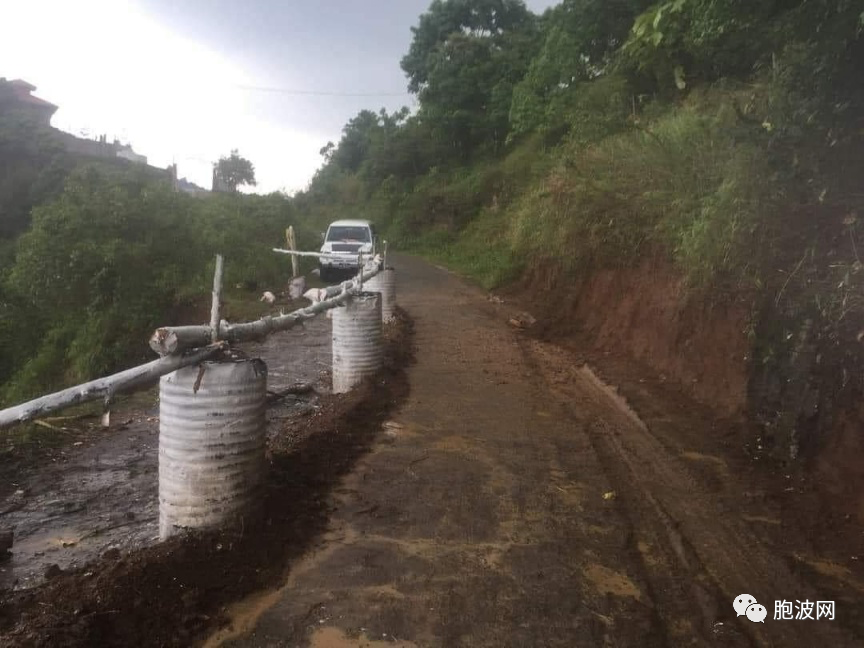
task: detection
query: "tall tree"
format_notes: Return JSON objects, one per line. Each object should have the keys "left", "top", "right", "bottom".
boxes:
{"left": 325, "top": 107, "right": 413, "bottom": 178}
{"left": 509, "top": 0, "right": 651, "bottom": 138}
{"left": 213, "top": 149, "right": 256, "bottom": 193}
{"left": 401, "top": 0, "right": 539, "bottom": 156}
{"left": 330, "top": 110, "right": 382, "bottom": 173}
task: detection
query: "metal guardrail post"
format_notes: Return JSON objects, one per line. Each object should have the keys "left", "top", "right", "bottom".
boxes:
{"left": 159, "top": 358, "right": 267, "bottom": 539}
{"left": 331, "top": 292, "right": 383, "bottom": 394}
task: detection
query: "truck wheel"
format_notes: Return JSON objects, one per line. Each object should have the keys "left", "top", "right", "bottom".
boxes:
{"left": 319, "top": 264, "right": 331, "bottom": 283}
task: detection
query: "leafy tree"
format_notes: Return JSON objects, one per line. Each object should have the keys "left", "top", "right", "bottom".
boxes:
{"left": 0, "top": 164, "right": 300, "bottom": 403}
{"left": 615, "top": 0, "right": 863, "bottom": 90}
{"left": 509, "top": 0, "right": 650, "bottom": 139}
{"left": 330, "top": 110, "right": 383, "bottom": 173}
{"left": 318, "top": 107, "right": 419, "bottom": 186}
{"left": 319, "top": 141, "right": 336, "bottom": 163}
{"left": 1, "top": 167, "right": 204, "bottom": 400}
{"left": 361, "top": 112, "right": 444, "bottom": 182}
{"left": 401, "top": 0, "right": 540, "bottom": 155}
{"left": 213, "top": 149, "right": 256, "bottom": 192}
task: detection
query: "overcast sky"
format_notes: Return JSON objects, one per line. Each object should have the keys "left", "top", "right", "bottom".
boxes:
{"left": 3, "top": 0, "right": 557, "bottom": 193}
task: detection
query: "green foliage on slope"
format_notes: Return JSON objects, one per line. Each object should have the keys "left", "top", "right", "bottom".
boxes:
{"left": 296, "top": 0, "right": 863, "bottom": 295}
{"left": 0, "top": 165, "right": 304, "bottom": 404}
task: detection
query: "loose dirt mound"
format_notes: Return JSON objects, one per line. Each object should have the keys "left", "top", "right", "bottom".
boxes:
{"left": 0, "top": 312, "right": 414, "bottom": 648}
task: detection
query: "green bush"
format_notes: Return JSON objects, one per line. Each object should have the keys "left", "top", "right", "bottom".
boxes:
{"left": 0, "top": 167, "right": 302, "bottom": 404}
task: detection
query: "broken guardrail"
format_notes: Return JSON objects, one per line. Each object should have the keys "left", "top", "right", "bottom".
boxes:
{"left": 0, "top": 256, "right": 383, "bottom": 429}
{"left": 149, "top": 261, "right": 382, "bottom": 355}
{"left": 0, "top": 343, "right": 227, "bottom": 429}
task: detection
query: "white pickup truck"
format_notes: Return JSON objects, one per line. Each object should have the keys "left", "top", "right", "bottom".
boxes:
{"left": 318, "top": 219, "right": 379, "bottom": 282}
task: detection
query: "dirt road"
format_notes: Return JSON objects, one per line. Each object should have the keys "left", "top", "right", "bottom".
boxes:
{"left": 203, "top": 255, "right": 863, "bottom": 647}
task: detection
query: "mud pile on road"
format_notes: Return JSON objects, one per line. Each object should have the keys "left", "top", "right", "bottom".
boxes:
{"left": 0, "top": 312, "right": 414, "bottom": 648}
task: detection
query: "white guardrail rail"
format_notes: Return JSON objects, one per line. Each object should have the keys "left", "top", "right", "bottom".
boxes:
{"left": 0, "top": 253, "right": 384, "bottom": 429}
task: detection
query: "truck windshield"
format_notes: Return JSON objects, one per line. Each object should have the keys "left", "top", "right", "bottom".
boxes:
{"left": 327, "top": 226, "right": 371, "bottom": 242}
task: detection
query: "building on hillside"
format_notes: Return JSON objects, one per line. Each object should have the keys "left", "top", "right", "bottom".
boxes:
{"left": 59, "top": 132, "right": 148, "bottom": 165}
{"left": 0, "top": 78, "right": 58, "bottom": 126}
{"left": 1, "top": 78, "right": 149, "bottom": 166}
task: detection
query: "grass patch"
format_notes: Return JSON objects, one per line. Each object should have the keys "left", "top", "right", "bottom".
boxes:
{"left": 508, "top": 103, "right": 781, "bottom": 286}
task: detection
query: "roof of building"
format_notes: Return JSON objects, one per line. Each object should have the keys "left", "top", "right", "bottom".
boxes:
{"left": 9, "top": 79, "right": 36, "bottom": 91}
{"left": 20, "top": 94, "right": 59, "bottom": 110}
{"left": 7, "top": 79, "right": 57, "bottom": 110}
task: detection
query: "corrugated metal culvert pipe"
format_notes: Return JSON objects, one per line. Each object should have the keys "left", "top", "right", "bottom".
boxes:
{"left": 158, "top": 358, "right": 267, "bottom": 540}
{"left": 365, "top": 267, "right": 396, "bottom": 323}
{"left": 331, "top": 292, "right": 383, "bottom": 394}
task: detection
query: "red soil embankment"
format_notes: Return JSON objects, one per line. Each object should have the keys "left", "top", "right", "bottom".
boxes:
{"left": 514, "top": 257, "right": 864, "bottom": 523}
{"left": 518, "top": 258, "right": 752, "bottom": 418}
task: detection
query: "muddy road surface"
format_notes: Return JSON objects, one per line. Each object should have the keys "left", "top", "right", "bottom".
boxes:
{"left": 3, "top": 254, "right": 864, "bottom": 647}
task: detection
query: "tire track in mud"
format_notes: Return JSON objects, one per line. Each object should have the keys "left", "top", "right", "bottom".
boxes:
{"left": 521, "top": 341, "right": 717, "bottom": 647}
{"left": 586, "top": 416, "right": 745, "bottom": 648}
{"left": 523, "top": 338, "right": 859, "bottom": 648}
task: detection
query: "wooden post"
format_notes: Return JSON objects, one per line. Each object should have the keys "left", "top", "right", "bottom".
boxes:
{"left": 286, "top": 226, "right": 299, "bottom": 278}
{"left": 101, "top": 396, "right": 112, "bottom": 428}
{"left": 357, "top": 253, "right": 364, "bottom": 291}
{"left": 210, "top": 254, "right": 224, "bottom": 343}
